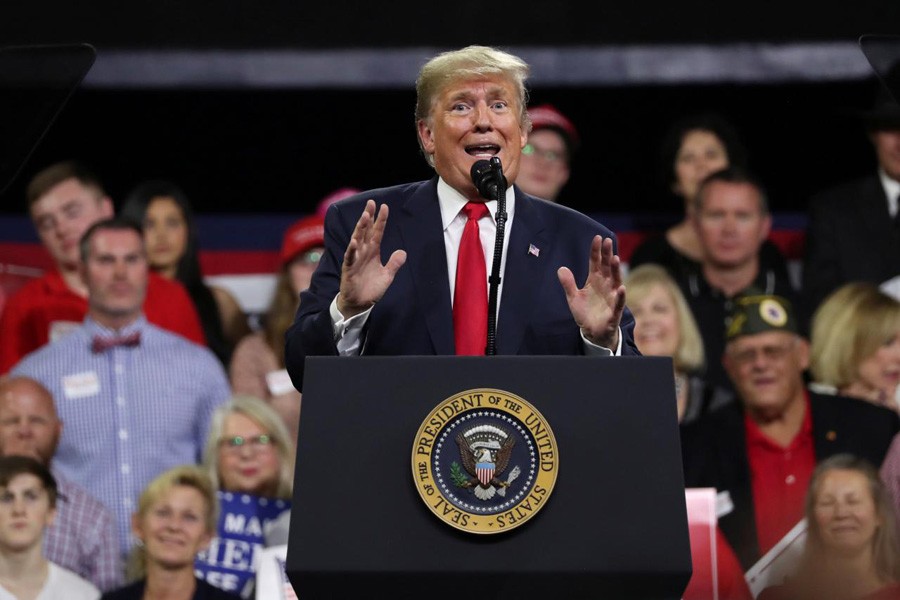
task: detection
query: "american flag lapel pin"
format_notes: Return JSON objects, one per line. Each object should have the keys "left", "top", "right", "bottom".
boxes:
{"left": 528, "top": 243, "right": 540, "bottom": 257}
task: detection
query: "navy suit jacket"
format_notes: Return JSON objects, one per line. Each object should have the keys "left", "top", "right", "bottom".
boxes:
{"left": 285, "top": 178, "right": 639, "bottom": 390}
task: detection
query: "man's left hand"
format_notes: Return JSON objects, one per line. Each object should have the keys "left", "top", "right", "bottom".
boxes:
{"left": 557, "top": 235, "right": 626, "bottom": 350}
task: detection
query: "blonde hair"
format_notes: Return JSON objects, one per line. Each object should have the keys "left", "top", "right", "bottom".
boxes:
{"left": 624, "top": 264, "right": 705, "bottom": 373}
{"left": 810, "top": 283, "right": 900, "bottom": 389}
{"left": 128, "top": 465, "right": 217, "bottom": 581}
{"left": 415, "top": 45, "right": 531, "bottom": 166}
{"left": 203, "top": 395, "right": 295, "bottom": 499}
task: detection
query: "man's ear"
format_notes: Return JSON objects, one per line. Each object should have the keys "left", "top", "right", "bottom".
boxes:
{"left": 417, "top": 119, "right": 435, "bottom": 155}
{"left": 796, "top": 337, "right": 810, "bottom": 371}
{"left": 99, "top": 196, "right": 114, "bottom": 218}
{"left": 759, "top": 214, "right": 773, "bottom": 243}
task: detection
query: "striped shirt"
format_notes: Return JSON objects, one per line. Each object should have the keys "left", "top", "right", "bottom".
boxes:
{"left": 12, "top": 316, "right": 230, "bottom": 551}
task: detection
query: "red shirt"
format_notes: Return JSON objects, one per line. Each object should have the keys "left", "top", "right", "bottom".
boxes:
{"left": 745, "top": 393, "right": 816, "bottom": 555}
{"left": 0, "top": 269, "right": 206, "bottom": 373}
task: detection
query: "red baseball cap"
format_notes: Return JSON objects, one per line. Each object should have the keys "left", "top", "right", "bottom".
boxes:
{"left": 527, "top": 104, "right": 580, "bottom": 153}
{"left": 280, "top": 215, "right": 325, "bottom": 266}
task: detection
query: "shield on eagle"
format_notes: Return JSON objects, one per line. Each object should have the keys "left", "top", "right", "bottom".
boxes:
{"left": 475, "top": 456, "right": 495, "bottom": 487}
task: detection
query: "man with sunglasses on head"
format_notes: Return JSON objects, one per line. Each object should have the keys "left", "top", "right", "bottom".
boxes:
{"left": 680, "top": 294, "right": 900, "bottom": 572}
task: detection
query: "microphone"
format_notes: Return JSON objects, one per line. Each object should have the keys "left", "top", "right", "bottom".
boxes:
{"left": 469, "top": 157, "right": 508, "bottom": 355}
{"left": 470, "top": 157, "right": 507, "bottom": 200}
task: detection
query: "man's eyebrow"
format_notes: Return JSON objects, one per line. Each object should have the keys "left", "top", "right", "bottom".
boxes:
{"left": 447, "top": 89, "right": 475, "bottom": 102}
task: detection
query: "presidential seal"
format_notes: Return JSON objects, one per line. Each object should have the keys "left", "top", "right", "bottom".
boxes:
{"left": 412, "top": 388, "right": 558, "bottom": 534}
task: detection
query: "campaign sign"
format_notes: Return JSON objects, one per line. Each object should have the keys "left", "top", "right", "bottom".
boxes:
{"left": 195, "top": 491, "right": 291, "bottom": 598}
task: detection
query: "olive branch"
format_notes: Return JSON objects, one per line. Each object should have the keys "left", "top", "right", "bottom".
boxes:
{"left": 450, "top": 462, "right": 468, "bottom": 487}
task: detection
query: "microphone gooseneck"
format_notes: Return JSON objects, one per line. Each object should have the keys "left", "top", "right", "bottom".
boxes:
{"left": 469, "top": 157, "right": 508, "bottom": 356}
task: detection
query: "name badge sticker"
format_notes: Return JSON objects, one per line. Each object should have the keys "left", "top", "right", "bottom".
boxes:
{"left": 62, "top": 371, "right": 101, "bottom": 400}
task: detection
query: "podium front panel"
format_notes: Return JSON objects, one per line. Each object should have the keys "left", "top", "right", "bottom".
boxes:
{"left": 288, "top": 356, "right": 691, "bottom": 599}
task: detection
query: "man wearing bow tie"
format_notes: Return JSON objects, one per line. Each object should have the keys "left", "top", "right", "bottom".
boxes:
{"left": 10, "top": 218, "right": 230, "bottom": 554}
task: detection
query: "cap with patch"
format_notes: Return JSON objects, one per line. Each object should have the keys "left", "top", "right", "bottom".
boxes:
{"left": 725, "top": 294, "right": 798, "bottom": 341}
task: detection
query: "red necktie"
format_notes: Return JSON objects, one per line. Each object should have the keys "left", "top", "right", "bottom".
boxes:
{"left": 454, "top": 202, "right": 489, "bottom": 355}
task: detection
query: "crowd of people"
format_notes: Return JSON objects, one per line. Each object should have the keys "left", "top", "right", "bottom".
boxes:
{"left": 0, "top": 160, "right": 322, "bottom": 598}
{"left": 1, "top": 43, "right": 900, "bottom": 598}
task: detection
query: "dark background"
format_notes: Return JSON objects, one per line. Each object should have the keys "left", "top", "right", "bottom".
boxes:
{"left": 0, "top": 1, "right": 895, "bottom": 218}
{"left": 1, "top": 1, "right": 898, "bottom": 48}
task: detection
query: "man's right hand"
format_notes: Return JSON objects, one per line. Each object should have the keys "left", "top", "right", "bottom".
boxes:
{"left": 336, "top": 199, "right": 407, "bottom": 318}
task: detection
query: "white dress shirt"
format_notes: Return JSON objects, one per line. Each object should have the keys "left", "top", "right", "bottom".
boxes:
{"left": 329, "top": 178, "right": 620, "bottom": 356}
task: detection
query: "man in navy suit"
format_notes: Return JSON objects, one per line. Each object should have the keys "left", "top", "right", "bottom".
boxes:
{"left": 285, "top": 46, "right": 638, "bottom": 390}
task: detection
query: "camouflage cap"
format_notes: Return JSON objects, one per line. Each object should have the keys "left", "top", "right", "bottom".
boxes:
{"left": 725, "top": 294, "right": 798, "bottom": 341}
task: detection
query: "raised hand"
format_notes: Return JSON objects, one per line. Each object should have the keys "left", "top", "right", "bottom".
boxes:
{"left": 557, "top": 235, "right": 626, "bottom": 350}
{"left": 337, "top": 200, "right": 407, "bottom": 318}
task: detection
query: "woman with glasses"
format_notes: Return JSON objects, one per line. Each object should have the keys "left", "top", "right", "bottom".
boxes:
{"left": 196, "top": 396, "right": 294, "bottom": 597}
{"left": 121, "top": 180, "right": 250, "bottom": 366}
{"left": 229, "top": 214, "right": 326, "bottom": 446}
{"left": 515, "top": 104, "right": 579, "bottom": 203}
{"left": 0, "top": 456, "right": 99, "bottom": 600}
{"left": 810, "top": 283, "right": 900, "bottom": 412}
{"left": 103, "top": 465, "right": 239, "bottom": 600}
{"left": 204, "top": 396, "right": 294, "bottom": 501}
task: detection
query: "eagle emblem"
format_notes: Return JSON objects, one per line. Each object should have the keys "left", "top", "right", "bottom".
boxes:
{"left": 453, "top": 425, "right": 520, "bottom": 501}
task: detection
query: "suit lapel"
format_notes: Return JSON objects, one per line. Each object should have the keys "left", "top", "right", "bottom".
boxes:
{"left": 497, "top": 190, "right": 550, "bottom": 354}
{"left": 394, "top": 179, "right": 455, "bottom": 355}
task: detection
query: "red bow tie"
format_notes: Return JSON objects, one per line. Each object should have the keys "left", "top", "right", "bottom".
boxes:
{"left": 91, "top": 331, "right": 141, "bottom": 353}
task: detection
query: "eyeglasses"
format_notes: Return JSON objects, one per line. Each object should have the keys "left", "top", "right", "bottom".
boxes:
{"left": 522, "top": 143, "right": 567, "bottom": 164}
{"left": 728, "top": 341, "right": 795, "bottom": 366}
{"left": 297, "top": 250, "right": 322, "bottom": 265}
{"left": 218, "top": 434, "right": 274, "bottom": 453}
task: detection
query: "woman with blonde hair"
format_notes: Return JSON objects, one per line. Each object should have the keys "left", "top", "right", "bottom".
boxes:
{"left": 196, "top": 397, "right": 293, "bottom": 597}
{"left": 759, "top": 454, "right": 900, "bottom": 600}
{"left": 810, "top": 282, "right": 900, "bottom": 411}
{"left": 203, "top": 395, "right": 294, "bottom": 500}
{"left": 625, "top": 264, "right": 732, "bottom": 423}
{"left": 103, "top": 465, "right": 238, "bottom": 599}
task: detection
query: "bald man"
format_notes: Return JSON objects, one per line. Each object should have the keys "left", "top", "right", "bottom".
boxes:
{"left": 0, "top": 377, "right": 121, "bottom": 591}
